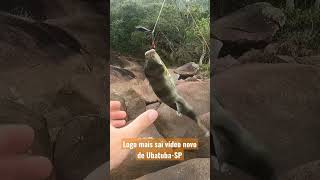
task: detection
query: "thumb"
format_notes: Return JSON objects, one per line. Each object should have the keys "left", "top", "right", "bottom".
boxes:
{"left": 122, "top": 109, "right": 158, "bottom": 137}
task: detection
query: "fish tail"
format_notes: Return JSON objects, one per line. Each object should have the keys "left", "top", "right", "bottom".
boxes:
{"left": 176, "top": 96, "right": 210, "bottom": 137}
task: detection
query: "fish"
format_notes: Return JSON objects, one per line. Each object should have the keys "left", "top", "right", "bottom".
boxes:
{"left": 144, "top": 49, "right": 210, "bottom": 137}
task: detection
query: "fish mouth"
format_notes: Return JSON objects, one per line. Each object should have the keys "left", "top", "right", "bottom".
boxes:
{"left": 145, "top": 49, "right": 156, "bottom": 58}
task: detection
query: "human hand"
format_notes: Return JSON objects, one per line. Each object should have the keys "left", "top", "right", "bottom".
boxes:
{"left": 0, "top": 125, "right": 52, "bottom": 180}
{"left": 109, "top": 101, "right": 158, "bottom": 170}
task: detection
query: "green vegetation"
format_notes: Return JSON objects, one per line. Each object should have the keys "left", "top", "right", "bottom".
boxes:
{"left": 214, "top": 0, "right": 320, "bottom": 54}
{"left": 10, "top": 7, "right": 32, "bottom": 18}
{"left": 111, "top": 0, "right": 210, "bottom": 66}
{"left": 275, "top": 9, "right": 320, "bottom": 51}
{"left": 199, "top": 64, "right": 210, "bottom": 78}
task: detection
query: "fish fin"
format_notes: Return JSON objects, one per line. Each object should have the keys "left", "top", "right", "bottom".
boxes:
{"left": 175, "top": 101, "right": 183, "bottom": 117}
{"left": 198, "top": 120, "right": 210, "bottom": 137}
{"left": 212, "top": 132, "right": 223, "bottom": 166}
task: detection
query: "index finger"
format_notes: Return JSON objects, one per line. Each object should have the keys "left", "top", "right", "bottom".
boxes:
{"left": 110, "top": 101, "right": 121, "bottom": 111}
{"left": 0, "top": 125, "right": 34, "bottom": 155}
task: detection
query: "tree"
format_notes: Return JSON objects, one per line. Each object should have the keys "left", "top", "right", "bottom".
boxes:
{"left": 315, "top": 0, "right": 320, "bottom": 9}
{"left": 286, "top": 0, "right": 295, "bottom": 10}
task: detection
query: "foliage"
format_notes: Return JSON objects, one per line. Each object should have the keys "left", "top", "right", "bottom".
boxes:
{"left": 10, "top": 7, "right": 33, "bottom": 18}
{"left": 275, "top": 9, "right": 320, "bottom": 51}
{"left": 110, "top": 0, "right": 210, "bottom": 66}
{"left": 213, "top": 0, "right": 318, "bottom": 18}
{"left": 199, "top": 64, "right": 210, "bottom": 78}
{"left": 213, "top": 0, "right": 320, "bottom": 54}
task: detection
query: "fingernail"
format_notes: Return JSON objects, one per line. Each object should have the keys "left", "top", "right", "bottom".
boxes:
{"left": 148, "top": 110, "right": 158, "bottom": 120}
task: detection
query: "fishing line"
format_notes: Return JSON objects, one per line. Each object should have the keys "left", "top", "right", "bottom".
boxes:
{"left": 151, "top": 0, "right": 166, "bottom": 48}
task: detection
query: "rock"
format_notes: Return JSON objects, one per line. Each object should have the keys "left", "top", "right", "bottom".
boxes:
{"left": 212, "top": 162, "right": 256, "bottom": 180}
{"left": 211, "top": 38, "right": 223, "bottom": 59}
{"left": 110, "top": 51, "right": 141, "bottom": 68}
{"left": 110, "top": 65, "right": 136, "bottom": 83}
{"left": 54, "top": 115, "right": 107, "bottom": 180}
{"left": 50, "top": 86, "right": 100, "bottom": 117}
{"left": 174, "top": 62, "right": 200, "bottom": 80}
{"left": 48, "top": 0, "right": 106, "bottom": 17}
{"left": 135, "top": 158, "right": 210, "bottom": 180}
{"left": 0, "top": 13, "right": 96, "bottom": 112}
{"left": 155, "top": 81, "right": 210, "bottom": 138}
{"left": 0, "top": 2, "right": 106, "bottom": 180}
{"left": 264, "top": 43, "right": 280, "bottom": 55}
{"left": 111, "top": 79, "right": 159, "bottom": 104}
{"left": 238, "top": 49, "right": 296, "bottom": 64}
{"left": 213, "top": 55, "right": 240, "bottom": 75}
{"left": 280, "top": 160, "right": 320, "bottom": 180}
{"left": 154, "top": 81, "right": 210, "bottom": 159}
{"left": 110, "top": 116, "right": 177, "bottom": 180}
{"left": 156, "top": 101, "right": 194, "bottom": 137}
{"left": 277, "top": 41, "right": 314, "bottom": 57}
{"left": 43, "top": 107, "right": 72, "bottom": 141}
{"left": 120, "top": 89, "right": 146, "bottom": 121}
{"left": 212, "top": 2, "right": 286, "bottom": 57}
{"left": 0, "top": 0, "right": 106, "bottom": 20}
{"left": 69, "top": 70, "right": 106, "bottom": 109}
{"left": 214, "top": 63, "right": 320, "bottom": 175}
{"left": 138, "top": 124, "right": 163, "bottom": 138}
{"left": 168, "top": 68, "right": 180, "bottom": 83}
{"left": 238, "top": 49, "right": 265, "bottom": 63}
{"left": 185, "top": 76, "right": 200, "bottom": 82}
{"left": 146, "top": 102, "right": 161, "bottom": 110}
{"left": 133, "top": 80, "right": 159, "bottom": 103}
{"left": 0, "top": 0, "right": 63, "bottom": 20}
{"left": 33, "top": 84, "right": 102, "bottom": 141}
{"left": 296, "top": 56, "right": 320, "bottom": 66}
{"left": 84, "top": 162, "right": 108, "bottom": 180}
{"left": 198, "top": 112, "right": 210, "bottom": 130}
{"left": 46, "top": 14, "right": 108, "bottom": 58}
{"left": 276, "top": 55, "right": 297, "bottom": 63}
{"left": 110, "top": 52, "right": 145, "bottom": 79}
{"left": 111, "top": 152, "right": 177, "bottom": 180}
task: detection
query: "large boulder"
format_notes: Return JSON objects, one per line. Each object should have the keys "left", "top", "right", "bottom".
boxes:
{"left": 280, "top": 160, "right": 320, "bottom": 180}
{"left": 155, "top": 81, "right": 210, "bottom": 138}
{"left": 214, "top": 63, "right": 320, "bottom": 176}
{"left": 212, "top": 162, "right": 256, "bottom": 180}
{"left": 237, "top": 43, "right": 319, "bottom": 65}
{"left": 154, "top": 81, "right": 210, "bottom": 159}
{"left": 135, "top": 158, "right": 210, "bottom": 180}
{"left": 174, "top": 62, "right": 200, "bottom": 80}
{"left": 0, "top": 12, "right": 93, "bottom": 107}
{"left": 213, "top": 55, "right": 240, "bottom": 75}
{"left": 54, "top": 115, "right": 107, "bottom": 180}
{"left": 211, "top": 38, "right": 223, "bottom": 60}
{"left": 296, "top": 56, "right": 320, "bottom": 66}
{"left": 110, "top": 65, "right": 136, "bottom": 83}
{"left": 0, "top": 11, "right": 106, "bottom": 180}
{"left": 45, "top": 14, "right": 108, "bottom": 59}
{"left": 212, "top": 2, "right": 286, "bottom": 57}
{"left": 119, "top": 88, "right": 146, "bottom": 121}
{"left": 110, "top": 116, "right": 178, "bottom": 180}
{"left": 111, "top": 79, "right": 159, "bottom": 104}
{"left": 0, "top": 1, "right": 63, "bottom": 20}
{"left": 110, "top": 51, "right": 142, "bottom": 69}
